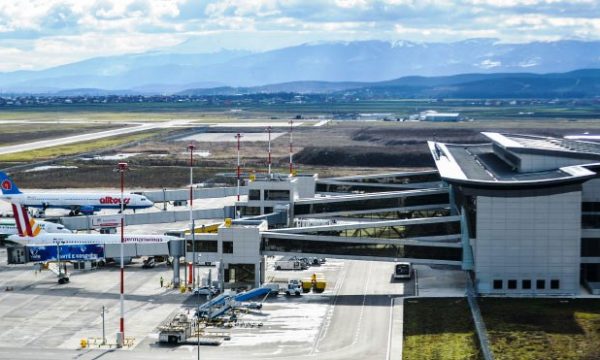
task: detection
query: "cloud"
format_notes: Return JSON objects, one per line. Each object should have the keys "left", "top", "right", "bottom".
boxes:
{"left": 0, "top": 0, "right": 598, "bottom": 71}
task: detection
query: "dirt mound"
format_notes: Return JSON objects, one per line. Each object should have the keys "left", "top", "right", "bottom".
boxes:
{"left": 295, "top": 146, "right": 435, "bottom": 168}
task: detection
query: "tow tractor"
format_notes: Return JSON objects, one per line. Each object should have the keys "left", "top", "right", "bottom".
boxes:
{"left": 285, "top": 279, "right": 302, "bottom": 296}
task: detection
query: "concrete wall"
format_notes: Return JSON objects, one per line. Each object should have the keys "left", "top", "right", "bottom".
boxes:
{"left": 517, "top": 153, "right": 590, "bottom": 173}
{"left": 582, "top": 178, "right": 600, "bottom": 202}
{"left": 474, "top": 190, "right": 581, "bottom": 295}
{"left": 185, "top": 221, "right": 267, "bottom": 287}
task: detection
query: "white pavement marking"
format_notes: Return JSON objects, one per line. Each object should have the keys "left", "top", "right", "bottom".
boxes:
{"left": 0, "top": 120, "right": 189, "bottom": 156}
{"left": 313, "top": 120, "right": 329, "bottom": 127}
{"left": 351, "top": 262, "right": 372, "bottom": 346}
{"left": 386, "top": 297, "right": 394, "bottom": 360}
{"left": 311, "top": 262, "right": 348, "bottom": 355}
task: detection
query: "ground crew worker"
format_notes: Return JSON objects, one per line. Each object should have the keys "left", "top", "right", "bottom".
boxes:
{"left": 160, "top": 275, "right": 164, "bottom": 288}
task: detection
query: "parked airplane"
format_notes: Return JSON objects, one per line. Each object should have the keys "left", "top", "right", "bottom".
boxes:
{"left": 7, "top": 203, "right": 178, "bottom": 246}
{"left": 0, "top": 171, "right": 154, "bottom": 215}
{"left": 0, "top": 218, "right": 71, "bottom": 236}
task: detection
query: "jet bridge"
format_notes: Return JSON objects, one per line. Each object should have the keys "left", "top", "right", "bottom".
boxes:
{"left": 316, "top": 170, "right": 441, "bottom": 193}
{"left": 261, "top": 215, "right": 462, "bottom": 266}
{"left": 293, "top": 188, "right": 449, "bottom": 218}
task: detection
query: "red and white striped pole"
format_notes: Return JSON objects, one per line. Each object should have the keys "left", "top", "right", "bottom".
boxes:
{"left": 266, "top": 126, "right": 272, "bottom": 176}
{"left": 188, "top": 143, "right": 196, "bottom": 287}
{"left": 288, "top": 120, "right": 294, "bottom": 176}
{"left": 235, "top": 133, "right": 242, "bottom": 201}
{"left": 117, "top": 161, "right": 128, "bottom": 347}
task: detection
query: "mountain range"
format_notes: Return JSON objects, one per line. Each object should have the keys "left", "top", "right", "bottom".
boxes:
{"left": 178, "top": 69, "right": 600, "bottom": 99}
{"left": 1, "top": 39, "right": 599, "bottom": 95}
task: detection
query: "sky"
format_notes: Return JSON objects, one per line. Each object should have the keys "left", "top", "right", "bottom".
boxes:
{"left": 0, "top": 0, "right": 598, "bottom": 72}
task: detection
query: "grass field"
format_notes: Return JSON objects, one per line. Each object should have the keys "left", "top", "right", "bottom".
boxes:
{"left": 0, "top": 100, "right": 598, "bottom": 121}
{"left": 0, "top": 130, "right": 165, "bottom": 162}
{"left": 479, "top": 298, "right": 600, "bottom": 360}
{"left": 403, "top": 298, "right": 482, "bottom": 360}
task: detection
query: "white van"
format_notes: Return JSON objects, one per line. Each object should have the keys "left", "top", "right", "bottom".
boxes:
{"left": 274, "top": 260, "right": 307, "bottom": 271}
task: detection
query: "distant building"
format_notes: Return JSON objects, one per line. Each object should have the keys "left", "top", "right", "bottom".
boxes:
{"left": 419, "top": 110, "right": 461, "bottom": 122}
{"left": 358, "top": 113, "right": 393, "bottom": 121}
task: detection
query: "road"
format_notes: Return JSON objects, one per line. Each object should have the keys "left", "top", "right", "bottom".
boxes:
{"left": 0, "top": 260, "right": 410, "bottom": 360}
{"left": 0, "top": 120, "right": 190, "bottom": 156}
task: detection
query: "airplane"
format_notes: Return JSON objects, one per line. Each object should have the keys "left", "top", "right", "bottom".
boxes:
{"left": 7, "top": 203, "right": 178, "bottom": 246}
{"left": 0, "top": 218, "right": 71, "bottom": 236}
{"left": 0, "top": 171, "right": 154, "bottom": 215}
{"left": 7, "top": 203, "right": 180, "bottom": 284}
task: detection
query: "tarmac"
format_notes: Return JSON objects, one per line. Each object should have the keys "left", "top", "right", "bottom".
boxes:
{"left": 0, "top": 247, "right": 467, "bottom": 360}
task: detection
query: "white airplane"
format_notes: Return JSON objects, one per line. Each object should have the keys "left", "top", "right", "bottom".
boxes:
{"left": 0, "top": 171, "right": 154, "bottom": 215}
{"left": 7, "top": 203, "right": 178, "bottom": 246}
{"left": 0, "top": 218, "right": 71, "bottom": 236}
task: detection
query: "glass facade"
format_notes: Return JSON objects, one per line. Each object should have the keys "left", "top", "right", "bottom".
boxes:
{"left": 186, "top": 240, "right": 218, "bottom": 252}
{"left": 581, "top": 238, "right": 600, "bottom": 257}
{"left": 225, "top": 263, "right": 255, "bottom": 284}
{"left": 223, "top": 241, "right": 234, "bottom": 254}
{"left": 295, "top": 220, "right": 460, "bottom": 240}
{"left": 335, "top": 208, "right": 450, "bottom": 221}
{"left": 249, "top": 189, "right": 261, "bottom": 200}
{"left": 294, "top": 192, "right": 449, "bottom": 215}
{"left": 357, "top": 173, "right": 440, "bottom": 184}
{"left": 265, "top": 190, "right": 290, "bottom": 201}
{"left": 261, "top": 237, "right": 461, "bottom": 261}
{"left": 240, "top": 206, "right": 261, "bottom": 216}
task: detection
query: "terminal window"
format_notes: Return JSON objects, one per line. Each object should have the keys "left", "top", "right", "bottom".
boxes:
{"left": 223, "top": 241, "right": 234, "bottom": 254}
{"left": 508, "top": 280, "right": 517, "bottom": 289}
{"left": 522, "top": 280, "right": 531, "bottom": 289}
{"left": 265, "top": 190, "right": 290, "bottom": 201}
{"left": 537, "top": 280, "right": 546, "bottom": 289}
{"left": 550, "top": 279, "right": 560, "bottom": 289}
{"left": 249, "top": 189, "right": 261, "bottom": 200}
{"left": 493, "top": 280, "right": 503, "bottom": 289}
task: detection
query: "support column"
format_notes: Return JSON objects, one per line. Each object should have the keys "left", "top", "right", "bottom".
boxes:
{"left": 172, "top": 258, "right": 180, "bottom": 287}
{"left": 259, "top": 258, "right": 266, "bottom": 285}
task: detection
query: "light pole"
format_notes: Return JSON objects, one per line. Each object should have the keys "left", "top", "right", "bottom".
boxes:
{"left": 235, "top": 133, "right": 243, "bottom": 202}
{"left": 288, "top": 119, "right": 294, "bottom": 176}
{"left": 266, "top": 126, "right": 272, "bottom": 176}
{"left": 116, "top": 161, "right": 128, "bottom": 347}
{"left": 188, "top": 143, "right": 196, "bottom": 288}
{"left": 101, "top": 305, "right": 106, "bottom": 345}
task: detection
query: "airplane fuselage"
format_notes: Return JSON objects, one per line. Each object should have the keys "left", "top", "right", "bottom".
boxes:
{"left": 2, "top": 192, "right": 154, "bottom": 213}
{"left": 0, "top": 219, "right": 71, "bottom": 236}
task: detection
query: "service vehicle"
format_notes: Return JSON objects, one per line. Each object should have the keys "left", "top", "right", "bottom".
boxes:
{"left": 285, "top": 279, "right": 302, "bottom": 296}
{"left": 275, "top": 260, "right": 307, "bottom": 271}
{"left": 393, "top": 262, "right": 412, "bottom": 280}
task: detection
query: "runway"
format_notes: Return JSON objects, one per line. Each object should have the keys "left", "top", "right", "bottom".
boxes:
{"left": 0, "top": 120, "right": 190, "bottom": 156}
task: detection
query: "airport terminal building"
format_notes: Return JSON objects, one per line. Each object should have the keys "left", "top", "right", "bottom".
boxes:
{"left": 429, "top": 132, "right": 600, "bottom": 295}
{"left": 8, "top": 131, "right": 600, "bottom": 297}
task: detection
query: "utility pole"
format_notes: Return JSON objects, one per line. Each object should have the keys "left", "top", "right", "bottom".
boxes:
{"left": 235, "top": 133, "right": 243, "bottom": 201}
{"left": 188, "top": 143, "right": 196, "bottom": 288}
{"left": 288, "top": 119, "right": 294, "bottom": 176}
{"left": 266, "top": 126, "right": 272, "bottom": 176}
{"left": 116, "top": 161, "right": 128, "bottom": 348}
{"left": 101, "top": 305, "right": 106, "bottom": 345}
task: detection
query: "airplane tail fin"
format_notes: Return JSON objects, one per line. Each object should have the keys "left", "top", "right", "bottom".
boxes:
{"left": 11, "top": 203, "right": 42, "bottom": 237}
{"left": 0, "top": 172, "right": 22, "bottom": 195}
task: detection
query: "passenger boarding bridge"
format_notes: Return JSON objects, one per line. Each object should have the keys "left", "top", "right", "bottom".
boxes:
{"left": 8, "top": 170, "right": 465, "bottom": 288}
{"left": 316, "top": 170, "right": 442, "bottom": 193}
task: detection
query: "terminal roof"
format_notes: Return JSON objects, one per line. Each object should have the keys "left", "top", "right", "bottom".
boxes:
{"left": 429, "top": 132, "right": 599, "bottom": 187}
